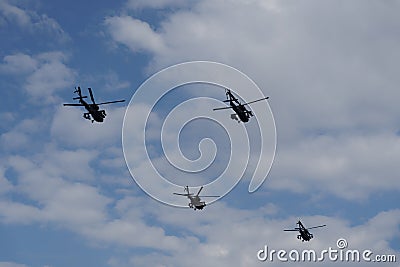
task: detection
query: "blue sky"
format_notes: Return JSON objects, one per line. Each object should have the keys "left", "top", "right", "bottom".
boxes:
{"left": 1, "top": 0, "right": 399, "bottom": 266}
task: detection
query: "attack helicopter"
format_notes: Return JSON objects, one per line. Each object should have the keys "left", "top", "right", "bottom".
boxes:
{"left": 284, "top": 220, "right": 326, "bottom": 242}
{"left": 173, "top": 186, "right": 219, "bottom": 210}
{"left": 213, "top": 89, "right": 269, "bottom": 123}
{"left": 63, "top": 87, "right": 125, "bottom": 123}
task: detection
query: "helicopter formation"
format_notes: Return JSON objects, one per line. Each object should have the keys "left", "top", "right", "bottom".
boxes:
{"left": 63, "top": 86, "right": 264, "bottom": 208}
{"left": 64, "top": 87, "right": 267, "bottom": 124}
{"left": 63, "top": 86, "right": 327, "bottom": 242}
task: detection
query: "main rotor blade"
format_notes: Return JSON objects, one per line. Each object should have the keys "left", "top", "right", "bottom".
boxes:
{"left": 243, "top": 97, "right": 269, "bottom": 106}
{"left": 88, "top": 88, "right": 95, "bottom": 104}
{"left": 196, "top": 186, "right": 203, "bottom": 196}
{"left": 307, "top": 224, "right": 326, "bottom": 230}
{"left": 283, "top": 229, "right": 299, "bottom": 231}
{"left": 63, "top": 103, "right": 84, "bottom": 106}
{"left": 198, "top": 195, "right": 220, "bottom": 197}
{"left": 213, "top": 106, "right": 233, "bottom": 111}
{"left": 97, "top": 100, "right": 126, "bottom": 105}
{"left": 173, "top": 193, "right": 192, "bottom": 196}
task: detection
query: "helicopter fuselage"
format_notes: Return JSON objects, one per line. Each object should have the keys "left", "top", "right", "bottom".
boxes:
{"left": 173, "top": 186, "right": 219, "bottom": 211}
{"left": 285, "top": 220, "right": 325, "bottom": 242}
{"left": 213, "top": 89, "right": 268, "bottom": 123}
{"left": 230, "top": 101, "right": 250, "bottom": 122}
{"left": 80, "top": 99, "right": 105, "bottom": 122}
{"left": 296, "top": 221, "right": 314, "bottom": 241}
{"left": 298, "top": 228, "right": 313, "bottom": 241}
{"left": 188, "top": 195, "right": 206, "bottom": 210}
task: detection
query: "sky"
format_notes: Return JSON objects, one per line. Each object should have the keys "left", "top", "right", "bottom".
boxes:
{"left": 0, "top": 0, "right": 399, "bottom": 266}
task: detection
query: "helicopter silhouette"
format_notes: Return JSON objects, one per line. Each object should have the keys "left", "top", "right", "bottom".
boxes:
{"left": 63, "top": 87, "right": 125, "bottom": 123}
{"left": 213, "top": 89, "right": 269, "bottom": 123}
{"left": 284, "top": 220, "right": 326, "bottom": 242}
{"left": 173, "top": 186, "right": 219, "bottom": 210}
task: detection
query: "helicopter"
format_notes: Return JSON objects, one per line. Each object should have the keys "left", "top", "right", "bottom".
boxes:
{"left": 284, "top": 220, "right": 326, "bottom": 242}
{"left": 63, "top": 87, "right": 125, "bottom": 123}
{"left": 213, "top": 89, "right": 269, "bottom": 123}
{"left": 173, "top": 186, "right": 219, "bottom": 210}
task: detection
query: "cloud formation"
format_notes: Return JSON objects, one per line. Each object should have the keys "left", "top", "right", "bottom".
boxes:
{"left": 0, "top": 51, "right": 76, "bottom": 103}
{"left": 0, "top": 0, "right": 399, "bottom": 266}
{"left": 105, "top": 16, "right": 165, "bottom": 54}
{"left": 105, "top": 0, "right": 400, "bottom": 201}
{"left": 0, "top": 0, "right": 69, "bottom": 41}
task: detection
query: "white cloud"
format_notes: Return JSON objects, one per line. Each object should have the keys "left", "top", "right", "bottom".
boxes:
{"left": 100, "top": 197, "right": 400, "bottom": 267}
{"left": 43, "top": 182, "right": 111, "bottom": 226}
{"left": 0, "top": 0, "right": 30, "bottom": 27}
{"left": 51, "top": 106, "right": 125, "bottom": 148}
{"left": 40, "top": 145, "right": 98, "bottom": 182}
{"left": 126, "top": 0, "right": 188, "bottom": 10}
{"left": 1, "top": 150, "right": 193, "bottom": 254}
{"left": 0, "top": 118, "right": 46, "bottom": 151}
{"left": 3, "top": 154, "right": 111, "bottom": 228}
{"left": 0, "top": 51, "right": 76, "bottom": 103}
{"left": 0, "top": 53, "right": 38, "bottom": 74}
{"left": 82, "top": 218, "right": 184, "bottom": 251}
{"left": 0, "top": 131, "right": 29, "bottom": 151}
{"left": 0, "top": 166, "right": 13, "bottom": 195}
{"left": 0, "top": 112, "right": 15, "bottom": 123}
{"left": 0, "top": 262, "right": 28, "bottom": 267}
{"left": 270, "top": 133, "right": 400, "bottom": 200}
{"left": 25, "top": 52, "right": 76, "bottom": 103}
{"left": 102, "top": 71, "right": 131, "bottom": 91}
{"left": 105, "top": 0, "right": 400, "bottom": 201}
{"left": 1, "top": 136, "right": 398, "bottom": 266}
{"left": 0, "top": 0, "right": 69, "bottom": 42}
{"left": 104, "top": 16, "right": 165, "bottom": 54}
{"left": 1, "top": 1, "right": 399, "bottom": 266}
{"left": 0, "top": 201, "right": 42, "bottom": 224}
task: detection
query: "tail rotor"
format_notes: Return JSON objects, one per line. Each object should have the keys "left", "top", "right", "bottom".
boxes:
{"left": 72, "top": 86, "right": 87, "bottom": 100}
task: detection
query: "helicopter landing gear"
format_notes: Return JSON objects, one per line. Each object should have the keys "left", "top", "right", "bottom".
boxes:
{"left": 84, "top": 113, "right": 94, "bottom": 123}
{"left": 231, "top": 114, "right": 240, "bottom": 122}
{"left": 189, "top": 203, "right": 193, "bottom": 209}
{"left": 83, "top": 112, "right": 92, "bottom": 121}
